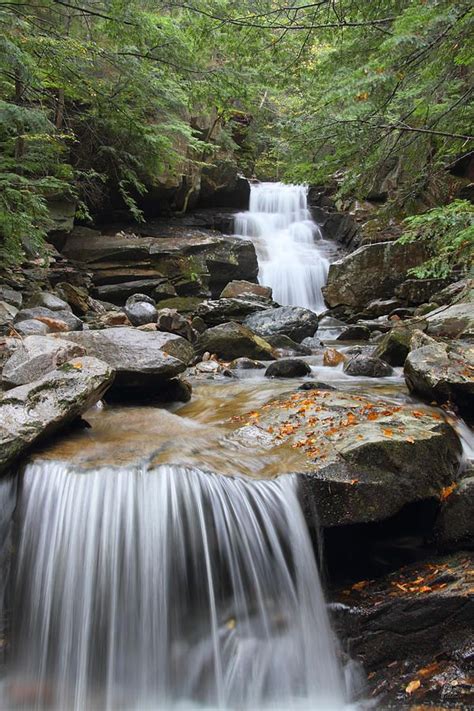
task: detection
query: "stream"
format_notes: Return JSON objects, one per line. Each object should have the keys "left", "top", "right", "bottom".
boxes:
{"left": 0, "top": 183, "right": 471, "bottom": 710}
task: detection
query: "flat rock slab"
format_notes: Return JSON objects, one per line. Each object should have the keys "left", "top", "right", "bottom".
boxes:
{"left": 244, "top": 306, "right": 318, "bottom": 343}
{"left": 332, "top": 552, "right": 474, "bottom": 707}
{"left": 2, "top": 336, "right": 86, "bottom": 388}
{"left": 231, "top": 388, "right": 461, "bottom": 526}
{"left": 0, "top": 356, "right": 114, "bottom": 474}
{"left": 61, "top": 327, "right": 192, "bottom": 396}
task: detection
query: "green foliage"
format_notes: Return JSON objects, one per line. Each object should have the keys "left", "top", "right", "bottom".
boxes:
{"left": 398, "top": 200, "right": 474, "bottom": 278}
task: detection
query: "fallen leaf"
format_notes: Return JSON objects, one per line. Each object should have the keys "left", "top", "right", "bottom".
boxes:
{"left": 352, "top": 580, "right": 368, "bottom": 591}
{"left": 440, "top": 483, "right": 457, "bottom": 501}
{"left": 382, "top": 428, "right": 394, "bottom": 437}
{"left": 405, "top": 679, "right": 421, "bottom": 694}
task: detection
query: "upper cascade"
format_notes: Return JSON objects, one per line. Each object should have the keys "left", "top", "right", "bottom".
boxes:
{"left": 234, "top": 183, "right": 331, "bottom": 313}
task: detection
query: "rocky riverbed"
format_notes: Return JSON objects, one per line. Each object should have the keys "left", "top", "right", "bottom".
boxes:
{"left": 0, "top": 197, "right": 472, "bottom": 708}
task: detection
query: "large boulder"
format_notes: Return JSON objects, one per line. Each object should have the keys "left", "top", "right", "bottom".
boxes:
{"left": 394, "top": 278, "right": 449, "bottom": 305}
{"left": 2, "top": 336, "right": 86, "bottom": 388}
{"left": 231, "top": 388, "right": 461, "bottom": 526}
{"left": 220, "top": 280, "right": 272, "bottom": 301}
{"left": 425, "top": 302, "right": 474, "bottom": 340}
{"left": 61, "top": 327, "right": 193, "bottom": 398}
{"left": 195, "top": 297, "right": 269, "bottom": 326}
{"left": 124, "top": 300, "right": 158, "bottom": 327}
{"left": 244, "top": 306, "right": 318, "bottom": 343}
{"left": 0, "top": 357, "right": 114, "bottom": 474}
{"left": 196, "top": 322, "right": 275, "bottom": 361}
{"left": 26, "top": 292, "right": 71, "bottom": 312}
{"left": 332, "top": 552, "right": 474, "bottom": 707}
{"left": 404, "top": 342, "right": 474, "bottom": 413}
{"left": 323, "top": 241, "right": 427, "bottom": 311}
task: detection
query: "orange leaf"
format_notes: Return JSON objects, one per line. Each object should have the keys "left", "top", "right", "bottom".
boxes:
{"left": 440, "top": 483, "right": 457, "bottom": 501}
{"left": 382, "top": 428, "right": 394, "bottom": 437}
{"left": 352, "top": 580, "right": 368, "bottom": 591}
{"left": 405, "top": 679, "right": 421, "bottom": 694}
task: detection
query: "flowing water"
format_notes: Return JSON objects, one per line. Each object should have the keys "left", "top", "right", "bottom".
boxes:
{"left": 234, "top": 183, "right": 335, "bottom": 312}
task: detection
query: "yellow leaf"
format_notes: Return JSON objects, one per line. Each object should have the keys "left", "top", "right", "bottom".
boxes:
{"left": 226, "top": 618, "right": 236, "bottom": 630}
{"left": 405, "top": 679, "right": 421, "bottom": 694}
{"left": 71, "top": 362, "right": 83, "bottom": 369}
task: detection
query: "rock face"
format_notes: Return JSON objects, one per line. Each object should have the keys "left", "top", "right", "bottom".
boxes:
{"left": 2, "top": 336, "right": 86, "bottom": 388}
{"left": 425, "top": 302, "right": 474, "bottom": 340}
{"left": 232, "top": 388, "right": 461, "bottom": 526}
{"left": 197, "top": 322, "right": 275, "bottom": 361}
{"left": 244, "top": 306, "right": 318, "bottom": 343}
{"left": 343, "top": 354, "right": 393, "bottom": 378}
{"left": 332, "top": 552, "right": 474, "bottom": 708}
{"left": 61, "top": 327, "right": 192, "bottom": 397}
{"left": 404, "top": 342, "right": 474, "bottom": 413}
{"left": 264, "top": 359, "right": 312, "bottom": 379}
{"left": 0, "top": 357, "right": 114, "bottom": 474}
{"left": 323, "top": 241, "right": 427, "bottom": 311}
{"left": 61, "top": 228, "right": 258, "bottom": 305}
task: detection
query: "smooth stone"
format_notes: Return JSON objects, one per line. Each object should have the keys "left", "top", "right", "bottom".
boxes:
{"left": 195, "top": 298, "right": 269, "bottom": 326}
{"left": 14, "top": 307, "right": 83, "bottom": 332}
{"left": 220, "top": 280, "right": 272, "bottom": 300}
{"left": 197, "top": 322, "right": 275, "bottom": 361}
{"left": 265, "top": 334, "right": 312, "bottom": 356}
{"left": 336, "top": 325, "right": 371, "bottom": 341}
{"left": 343, "top": 354, "right": 393, "bottom": 377}
{"left": 373, "top": 328, "right": 411, "bottom": 366}
{"left": 2, "top": 336, "right": 86, "bottom": 388}
{"left": 229, "top": 357, "right": 265, "bottom": 370}
{"left": 125, "top": 293, "right": 156, "bottom": 307}
{"left": 14, "top": 319, "right": 51, "bottom": 336}
{"left": 425, "top": 302, "right": 474, "bottom": 340}
{"left": 0, "top": 288, "right": 22, "bottom": 309}
{"left": 27, "top": 292, "right": 71, "bottom": 312}
{"left": 124, "top": 301, "right": 158, "bottom": 327}
{"left": 244, "top": 306, "right": 318, "bottom": 343}
{"left": 265, "top": 359, "right": 312, "bottom": 378}
{"left": 301, "top": 336, "right": 323, "bottom": 351}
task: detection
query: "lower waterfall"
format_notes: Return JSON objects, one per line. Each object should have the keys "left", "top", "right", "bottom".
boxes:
{"left": 5, "top": 461, "right": 351, "bottom": 711}
{"left": 234, "top": 182, "right": 331, "bottom": 313}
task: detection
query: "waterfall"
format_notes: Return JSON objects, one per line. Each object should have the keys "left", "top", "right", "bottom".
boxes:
{"left": 5, "top": 461, "right": 350, "bottom": 711}
{"left": 234, "top": 183, "right": 330, "bottom": 312}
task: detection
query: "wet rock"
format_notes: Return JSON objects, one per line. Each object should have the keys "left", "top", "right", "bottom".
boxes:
{"left": 196, "top": 322, "right": 275, "bottom": 361}
{"left": 229, "top": 357, "right": 265, "bottom": 370}
{"left": 395, "top": 277, "right": 449, "bottom": 305}
{"left": 434, "top": 472, "right": 474, "bottom": 549}
{"left": 190, "top": 316, "right": 207, "bottom": 334}
{"left": 60, "top": 327, "right": 192, "bottom": 398}
{"left": 323, "top": 348, "right": 346, "bottom": 367}
{"left": 0, "top": 356, "right": 114, "bottom": 474}
{"left": 404, "top": 342, "right": 474, "bottom": 413}
{"left": 190, "top": 360, "right": 234, "bottom": 379}
{"left": 299, "top": 381, "right": 336, "bottom": 391}
{"left": 317, "top": 316, "right": 347, "bottom": 340}
{"left": 2, "top": 336, "right": 86, "bottom": 388}
{"left": 265, "top": 334, "right": 312, "bottom": 357}
{"left": 156, "top": 309, "right": 195, "bottom": 341}
{"left": 124, "top": 300, "right": 158, "bottom": 327}
{"left": 343, "top": 354, "right": 393, "bottom": 377}
{"left": 14, "top": 307, "right": 83, "bottom": 332}
{"left": 232, "top": 389, "right": 461, "bottom": 526}
{"left": 432, "top": 278, "right": 472, "bottom": 306}
{"left": 300, "top": 336, "right": 323, "bottom": 352}
{"left": 373, "top": 328, "right": 411, "bottom": 366}
{"left": 425, "top": 302, "right": 474, "bottom": 340}
{"left": 125, "top": 293, "right": 156, "bottom": 307}
{"left": 95, "top": 278, "right": 175, "bottom": 304}
{"left": 323, "top": 241, "right": 427, "bottom": 311}
{"left": 332, "top": 552, "right": 474, "bottom": 708}
{"left": 389, "top": 307, "right": 415, "bottom": 320}
{"left": 336, "top": 325, "right": 371, "bottom": 341}
{"left": 244, "top": 306, "right": 318, "bottom": 343}
{"left": 265, "top": 359, "right": 312, "bottom": 379}
{"left": 365, "top": 299, "right": 404, "bottom": 318}
{"left": 220, "top": 280, "right": 272, "bottom": 301}
{"left": 195, "top": 297, "right": 269, "bottom": 326}
{"left": 26, "top": 292, "right": 71, "bottom": 312}
{"left": 14, "top": 319, "right": 51, "bottom": 337}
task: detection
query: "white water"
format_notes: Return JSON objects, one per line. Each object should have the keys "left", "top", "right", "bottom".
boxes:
{"left": 5, "top": 461, "right": 351, "bottom": 711}
{"left": 234, "top": 183, "right": 332, "bottom": 312}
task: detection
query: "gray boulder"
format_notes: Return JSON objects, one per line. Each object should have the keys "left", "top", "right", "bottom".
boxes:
{"left": 265, "top": 359, "right": 311, "bottom": 378}
{"left": 343, "top": 354, "right": 393, "bottom": 377}
{"left": 373, "top": 328, "right": 411, "bottom": 366}
{"left": 404, "top": 342, "right": 474, "bottom": 413}
{"left": 197, "top": 322, "right": 275, "bottom": 361}
{"left": 0, "top": 356, "right": 114, "bottom": 474}
{"left": 0, "top": 301, "right": 18, "bottom": 329}
{"left": 425, "top": 303, "right": 474, "bottom": 340}
{"left": 196, "top": 298, "right": 269, "bottom": 326}
{"left": 244, "top": 306, "right": 318, "bottom": 343}
{"left": 14, "top": 319, "right": 51, "bottom": 337}
{"left": 220, "top": 280, "right": 272, "bottom": 301}
{"left": 14, "top": 307, "right": 83, "bottom": 332}
{"left": 265, "top": 334, "right": 312, "bottom": 357}
{"left": 61, "top": 327, "right": 193, "bottom": 398}
{"left": 0, "top": 287, "right": 22, "bottom": 309}
{"left": 124, "top": 300, "right": 158, "bottom": 326}
{"left": 435, "top": 472, "right": 474, "bottom": 549}
{"left": 27, "top": 292, "right": 71, "bottom": 312}
{"left": 126, "top": 293, "right": 156, "bottom": 307}
{"left": 301, "top": 336, "right": 323, "bottom": 352}
{"left": 2, "top": 336, "right": 86, "bottom": 388}
{"left": 229, "top": 357, "right": 265, "bottom": 370}
{"left": 336, "top": 325, "right": 371, "bottom": 341}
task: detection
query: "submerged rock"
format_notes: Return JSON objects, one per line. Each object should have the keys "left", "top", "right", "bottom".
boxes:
{"left": 0, "top": 356, "right": 114, "bottom": 474}
{"left": 231, "top": 388, "right": 461, "bottom": 526}
{"left": 264, "top": 359, "right": 311, "bottom": 379}
{"left": 197, "top": 321, "right": 275, "bottom": 361}
{"left": 244, "top": 306, "right": 318, "bottom": 343}
{"left": 404, "top": 342, "right": 474, "bottom": 413}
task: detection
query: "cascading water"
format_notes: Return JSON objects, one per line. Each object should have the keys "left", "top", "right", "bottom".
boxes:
{"left": 234, "top": 183, "right": 332, "bottom": 312}
{"left": 4, "top": 460, "right": 351, "bottom": 711}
